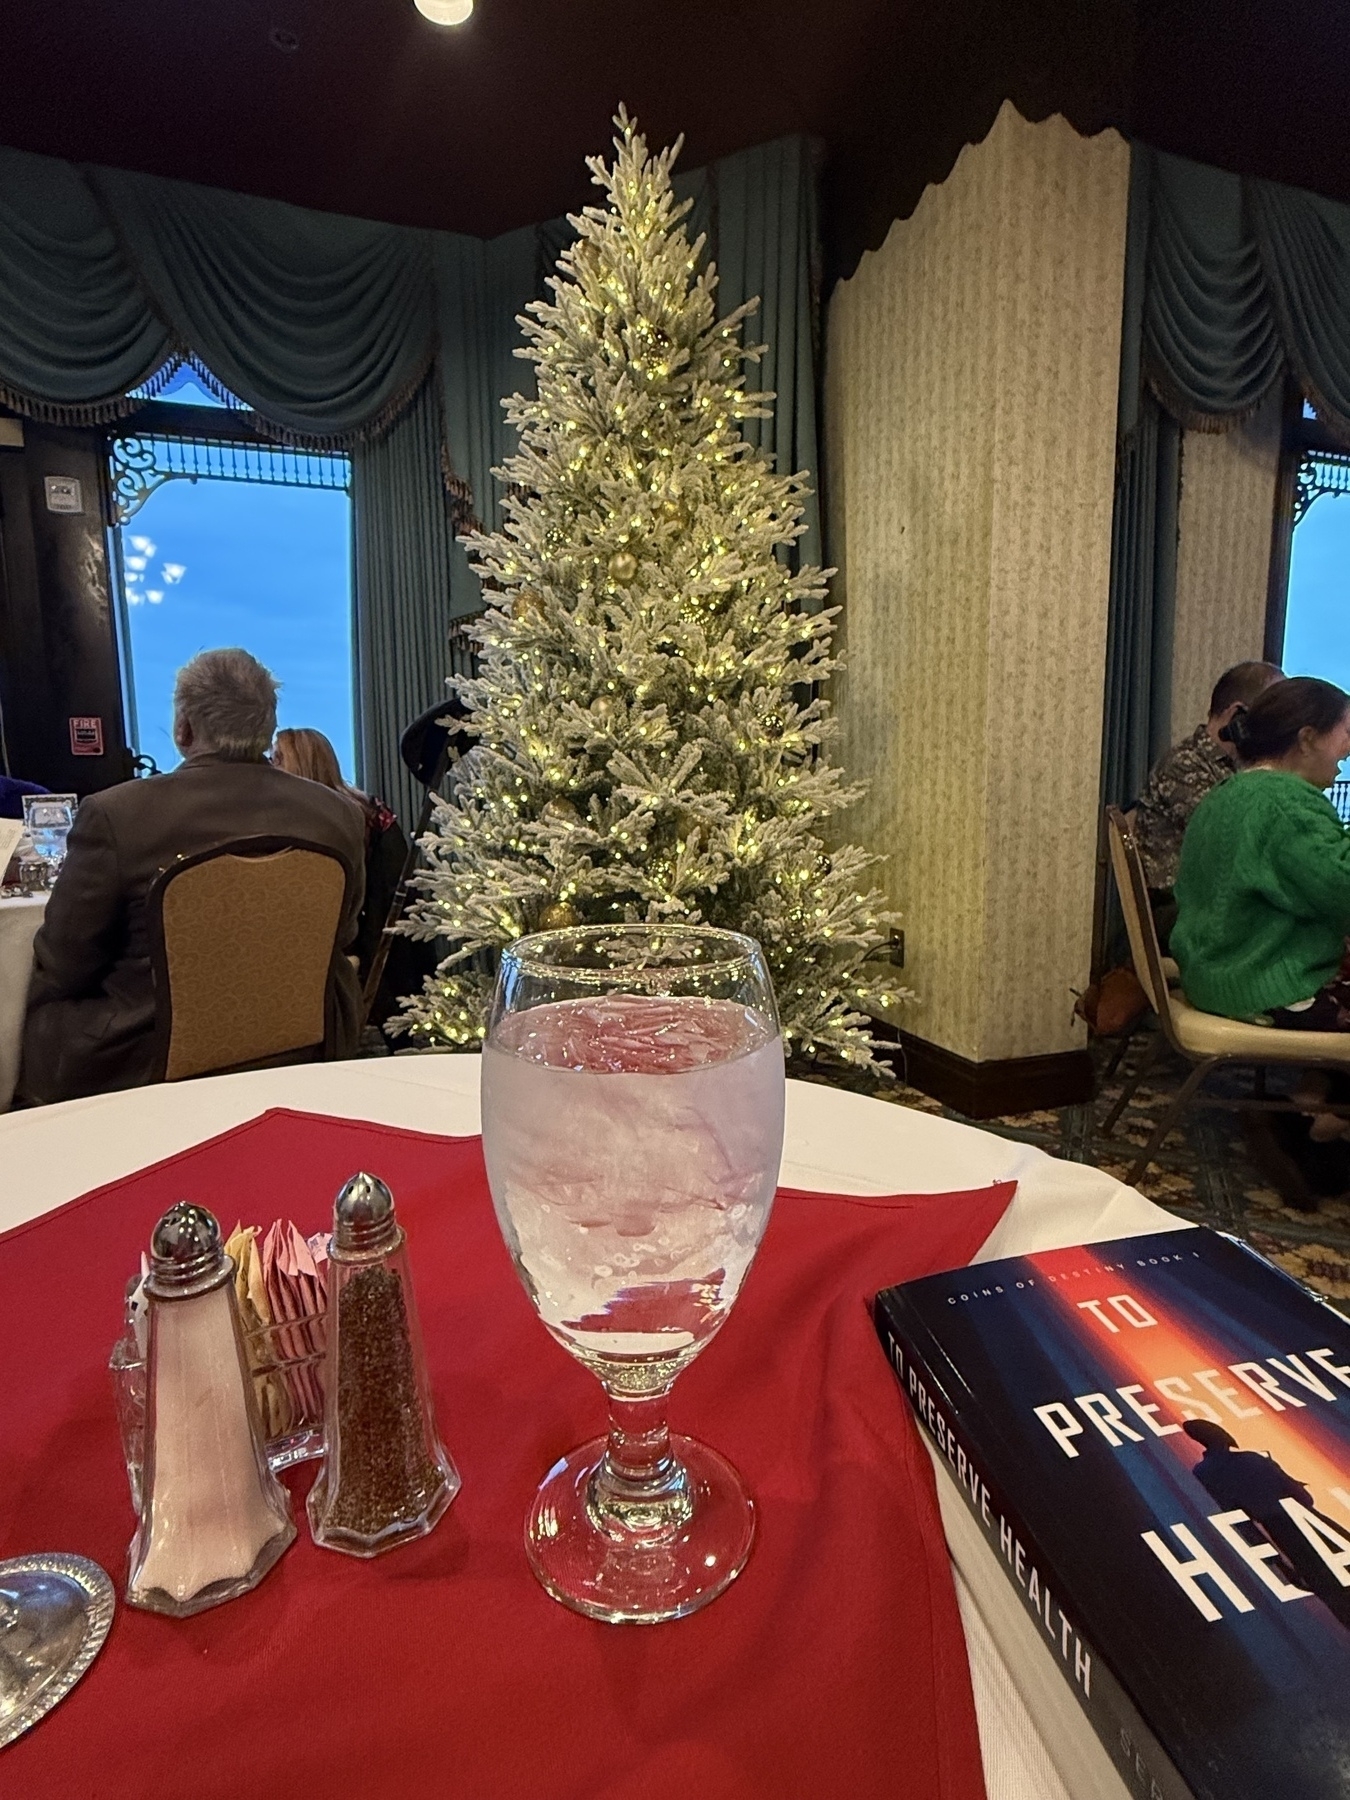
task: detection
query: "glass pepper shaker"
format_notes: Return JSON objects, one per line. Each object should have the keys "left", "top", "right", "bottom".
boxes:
{"left": 127, "top": 1203, "right": 296, "bottom": 1616}
{"left": 308, "top": 1173, "right": 460, "bottom": 1556}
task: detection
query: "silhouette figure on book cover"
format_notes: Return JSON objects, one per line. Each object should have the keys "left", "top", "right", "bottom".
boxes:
{"left": 1184, "top": 1418, "right": 1350, "bottom": 1629}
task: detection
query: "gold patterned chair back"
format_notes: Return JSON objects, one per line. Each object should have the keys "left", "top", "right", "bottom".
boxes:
{"left": 150, "top": 839, "right": 349, "bottom": 1083}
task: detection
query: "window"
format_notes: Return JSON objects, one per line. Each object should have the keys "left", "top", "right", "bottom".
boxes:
{"left": 109, "top": 369, "right": 354, "bottom": 775}
{"left": 1283, "top": 450, "right": 1350, "bottom": 693}
{"left": 1283, "top": 446, "right": 1350, "bottom": 820}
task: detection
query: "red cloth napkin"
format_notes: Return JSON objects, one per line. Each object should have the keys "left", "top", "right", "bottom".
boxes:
{"left": 0, "top": 1107, "right": 1013, "bottom": 1800}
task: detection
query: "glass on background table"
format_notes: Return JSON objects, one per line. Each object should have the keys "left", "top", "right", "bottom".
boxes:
{"left": 21, "top": 794, "right": 77, "bottom": 887}
{"left": 481, "top": 923, "right": 786, "bottom": 1624}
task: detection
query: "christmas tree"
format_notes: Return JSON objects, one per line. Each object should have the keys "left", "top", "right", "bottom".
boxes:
{"left": 396, "top": 111, "right": 908, "bottom": 1067}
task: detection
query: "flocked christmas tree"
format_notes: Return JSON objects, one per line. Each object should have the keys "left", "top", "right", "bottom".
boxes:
{"left": 396, "top": 112, "right": 908, "bottom": 1067}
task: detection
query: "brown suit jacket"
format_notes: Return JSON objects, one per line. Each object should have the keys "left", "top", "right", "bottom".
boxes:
{"left": 20, "top": 755, "right": 366, "bottom": 1105}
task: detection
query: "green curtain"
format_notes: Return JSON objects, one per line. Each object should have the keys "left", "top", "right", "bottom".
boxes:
{"left": 1103, "top": 147, "right": 1182, "bottom": 810}
{"left": 433, "top": 231, "right": 496, "bottom": 537}
{"left": 0, "top": 147, "right": 170, "bottom": 418}
{"left": 1143, "top": 152, "right": 1282, "bottom": 428}
{"left": 1141, "top": 145, "right": 1350, "bottom": 439}
{"left": 433, "top": 224, "right": 543, "bottom": 616}
{"left": 1249, "top": 181, "right": 1350, "bottom": 432}
{"left": 88, "top": 166, "right": 438, "bottom": 444}
{"left": 1103, "top": 400, "right": 1181, "bottom": 808}
{"left": 710, "top": 137, "right": 823, "bottom": 570}
{"left": 351, "top": 379, "right": 456, "bottom": 828}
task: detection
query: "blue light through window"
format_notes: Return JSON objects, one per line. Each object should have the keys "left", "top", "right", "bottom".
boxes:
{"left": 117, "top": 471, "right": 354, "bottom": 775}
{"left": 1284, "top": 495, "right": 1350, "bottom": 697}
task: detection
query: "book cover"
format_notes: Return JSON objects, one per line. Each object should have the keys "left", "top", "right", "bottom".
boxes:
{"left": 875, "top": 1228, "right": 1350, "bottom": 1800}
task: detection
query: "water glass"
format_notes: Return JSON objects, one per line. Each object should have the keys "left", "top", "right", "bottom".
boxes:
{"left": 22, "top": 794, "right": 76, "bottom": 878}
{"left": 481, "top": 924, "right": 785, "bottom": 1623}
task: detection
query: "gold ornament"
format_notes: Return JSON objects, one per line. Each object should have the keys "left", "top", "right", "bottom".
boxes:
{"left": 539, "top": 901, "right": 581, "bottom": 931}
{"left": 607, "top": 550, "right": 638, "bottom": 585}
{"left": 542, "top": 798, "right": 581, "bottom": 824}
{"left": 590, "top": 695, "right": 613, "bottom": 719}
{"left": 659, "top": 498, "right": 688, "bottom": 526}
{"left": 514, "top": 588, "right": 544, "bottom": 617}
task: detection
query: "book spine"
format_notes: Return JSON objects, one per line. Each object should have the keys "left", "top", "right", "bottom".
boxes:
{"left": 876, "top": 1297, "right": 1195, "bottom": 1800}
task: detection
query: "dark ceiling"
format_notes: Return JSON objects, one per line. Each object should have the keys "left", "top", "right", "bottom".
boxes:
{"left": 1, "top": 0, "right": 1347, "bottom": 281}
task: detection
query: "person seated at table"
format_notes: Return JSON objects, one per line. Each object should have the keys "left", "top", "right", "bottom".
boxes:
{"left": 270, "top": 727, "right": 409, "bottom": 1000}
{"left": 0, "top": 773, "right": 48, "bottom": 819}
{"left": 19, "top": 649, "right": 366, "bottom": 1106}
{"left": 1132, "top": 659, "right": 1283, "bottom": 949}
{"left": 1172, "top": 676, "right": 1350, "bottom": 1203}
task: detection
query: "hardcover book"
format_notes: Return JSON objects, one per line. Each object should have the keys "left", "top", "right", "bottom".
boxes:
{"left": 875, "top": 1227, "right": 1350, "bottom": 1800}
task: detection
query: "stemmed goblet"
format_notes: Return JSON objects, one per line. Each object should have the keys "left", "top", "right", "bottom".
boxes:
{"left": 480, "top": 924, "right": 785, "bottom": 1623}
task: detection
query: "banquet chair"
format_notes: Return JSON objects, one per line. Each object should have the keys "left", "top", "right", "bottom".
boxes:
{"left": 1094, "top": 803, "right": 1181, "bottom": 1085}
{"left": 147, "top": 836, "right": 351, "bottom": 1083}
{"left": 1101, "top": 806, "right": 1350, "bottom": 1184}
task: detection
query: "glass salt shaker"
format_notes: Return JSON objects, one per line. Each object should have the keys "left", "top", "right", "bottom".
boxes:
{"left": 308, "top": 1173, "right": 460, "bottom": 1556}
{"left": 127, "top": 1203, "right": 296, "bottom": 1616}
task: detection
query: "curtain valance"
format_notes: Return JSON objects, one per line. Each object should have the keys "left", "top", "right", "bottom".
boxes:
{"left": 1102, "top": 145, "right": 1350, "bottom": 816}
{"left": 88, "top": 166, "right": 441, "bottom": 444}
{"left": 1142, "top": 147, "right": 1350, "bottom": 438}
{"left": 0, "top": 144, "right": 454, "bottom": 446}
{"left": 0, "top": 148, "right": 172, "bottom": 420}
{"left": 1143, "top": 154, "right": 1281, "bottom": 428}
{"left": 0, "top": 138, "right": 822, "bottom": 545}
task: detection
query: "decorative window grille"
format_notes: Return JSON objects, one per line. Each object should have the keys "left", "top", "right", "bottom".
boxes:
{"left": 1294, "top": 449, "right": 1350, "bottom": 525}
{"left": 109, "top": 434, "right": 349, "bottom": 524}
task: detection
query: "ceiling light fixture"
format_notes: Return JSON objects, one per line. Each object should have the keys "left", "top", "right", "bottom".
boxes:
{"left": 414, "top": 0, "right": 473, "bottom": 23}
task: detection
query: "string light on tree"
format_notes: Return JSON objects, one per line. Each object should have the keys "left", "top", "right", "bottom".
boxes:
{"left": 394, "top": 109, "right": 908, "bottom": 1066}
{"left": 538, "top": 902, "right": 581, "bottom": 931}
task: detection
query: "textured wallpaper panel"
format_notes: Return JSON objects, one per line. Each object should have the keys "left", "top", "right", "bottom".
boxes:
{"left": 826, "top": 105, "right": 1130, "bottom": 1064}
{"left": 1170, "top": 394, "right": 1281, "bottom": 739}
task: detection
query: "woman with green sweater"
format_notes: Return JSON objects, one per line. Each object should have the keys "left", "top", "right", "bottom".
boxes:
{"left": 1174, "top": 677, "right": 1350, "bottom": 1028}
{"left": 1173, "top": 677, "right": 1350, "bottom": 1206}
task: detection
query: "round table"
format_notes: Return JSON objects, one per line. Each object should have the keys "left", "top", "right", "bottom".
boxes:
{"left": 0, "top": 891, "right": 46, "bottom": 1111}
{"left": 0, "top": 1054, "right": 1176, "bottom": 1800}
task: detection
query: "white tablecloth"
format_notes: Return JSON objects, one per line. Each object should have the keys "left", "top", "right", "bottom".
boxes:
{"left": 0, "top": 892, "right": 45, "bottom": 1110}
{"left": 0, "top": 1054, "right": 1179, "bottom": 1798}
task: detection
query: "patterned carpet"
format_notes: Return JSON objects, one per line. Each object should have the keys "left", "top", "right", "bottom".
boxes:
{"left": 803, "top": 1033, "right": 1350, "bottom": 1307}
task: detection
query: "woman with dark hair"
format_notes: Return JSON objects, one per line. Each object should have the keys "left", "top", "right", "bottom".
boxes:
{"left": 1174, "top": 676, "right": 1350, "bottom": 1027}
{"left": 1173, "top": 677, "right": 1350, "bottom": 1203}
{"left": 271, "top": 728, "right": 410, "bottom": 1016}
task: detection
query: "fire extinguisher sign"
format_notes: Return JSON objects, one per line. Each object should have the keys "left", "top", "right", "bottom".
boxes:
{"left": 69, "top": 716, "right": 104, "bottom": 756}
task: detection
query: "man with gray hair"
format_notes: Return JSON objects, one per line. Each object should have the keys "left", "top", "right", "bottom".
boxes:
{"left": 21, "top": 649, "right": 366, "bottom": 1104}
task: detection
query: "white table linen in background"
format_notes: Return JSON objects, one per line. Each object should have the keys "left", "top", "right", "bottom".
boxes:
{"left": 0, "top": 892, "right": 45, "bottom": 1111}
{"left": 0, "top": 1054, "right": 1175, "bottom": 1799}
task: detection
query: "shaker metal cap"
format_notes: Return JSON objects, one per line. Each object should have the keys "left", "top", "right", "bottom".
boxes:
{"left": 332, "top": 1172, "right": 400, "bottom": 1256}
{"left": 146, "top": 1202, "right": 230, "bottom": 1298}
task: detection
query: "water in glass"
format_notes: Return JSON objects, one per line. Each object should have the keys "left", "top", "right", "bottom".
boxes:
{"left": 483, "top": 993, "right": 782, "bottom": 1389}
{"left": 480, "top": 925, "right": 785, "bottom": 1624}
